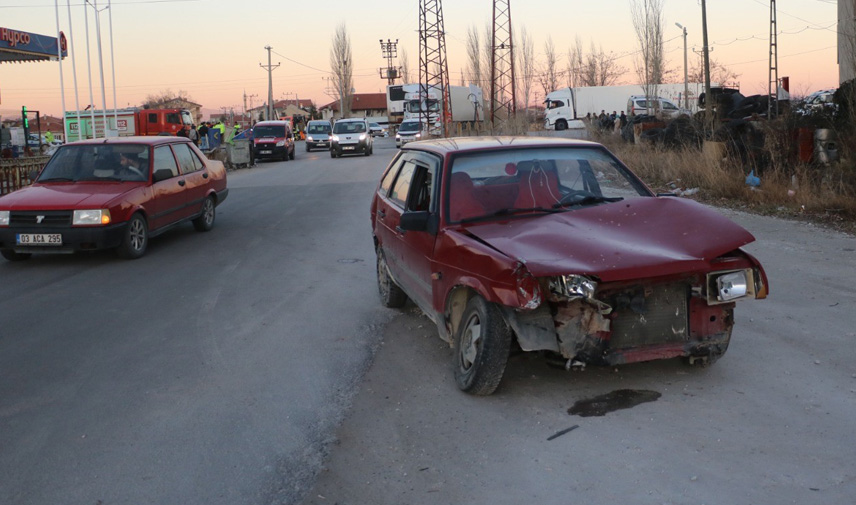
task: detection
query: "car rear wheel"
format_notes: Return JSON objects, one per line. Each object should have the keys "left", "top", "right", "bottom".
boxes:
{"left": 116, "top": 213, "right": 148, "bottom": 259}
{"left": 1, "top": 249, "right": 31, "bottom": 261}
{"left": 193, "top": 196, "right": 216, "bottom": 232}
{"left": 453, "top": 295, "right": 512, "bottom": 395}
{"left": 377, "top": 250, "right": 407, "bottom": 308}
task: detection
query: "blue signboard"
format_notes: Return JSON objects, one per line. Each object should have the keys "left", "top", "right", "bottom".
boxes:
{"left": 0, "top": 27, "right": 67, "bottom": 62}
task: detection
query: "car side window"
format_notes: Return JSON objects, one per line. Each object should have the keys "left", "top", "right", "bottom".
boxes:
{"left": 172, "top": 143, "right": 201, "bottom": 174}
{"left": 407, "top": 162, "right": 435, "bottom": 212}
{"left": 153, "top": 145, "right": 179, "bottom": 178}
{"left": 166, "top": 113, "right": 181, "bottom": 124}
{"left": 380, "top": 156, "right": 405, "bottom": 195}
{"left": 389, "top": 161, "right": 417, "bottom": 208}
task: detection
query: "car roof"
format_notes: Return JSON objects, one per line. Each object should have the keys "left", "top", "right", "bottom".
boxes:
{"left": 402, "top": 136, "right": 600, "bottom": 156}
{"left": 67, "top": 136, "right": 192, "bottom": 147}
{"left": 255, "top": 120, "right": 290, "bottom": 125}
{"left": 336, "top": 118, "right": 367, "bottom": 122}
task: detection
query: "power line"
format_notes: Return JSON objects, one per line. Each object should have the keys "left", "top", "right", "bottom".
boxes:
{"left": 0, "top": 0, "right": 201, "bottom": 7}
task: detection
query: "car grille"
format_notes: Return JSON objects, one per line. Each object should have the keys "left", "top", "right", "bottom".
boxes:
{"left": 10, "top": 211, "right": 73, "bottom": 227}
{"left": 608, "top": 282, "right": 689, "bottom": 349}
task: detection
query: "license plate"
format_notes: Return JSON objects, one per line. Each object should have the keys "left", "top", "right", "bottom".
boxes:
{"left": 260, "top": 150, "right": 272, "bottom": 154}
{"left": 17, "top": 233, "right": 62, "bottom": 246}
{"left": 343, "top": 146, "right": 355, "bottom": 150}
{"left": 317, "top": 142, "right": 327, "bottom": 146}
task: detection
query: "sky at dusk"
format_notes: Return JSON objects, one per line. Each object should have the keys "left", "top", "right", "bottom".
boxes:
{"left": 0, "top": 0, "right": 841, "bottom": 119}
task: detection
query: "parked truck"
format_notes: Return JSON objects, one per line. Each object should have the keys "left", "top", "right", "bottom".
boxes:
{"left": 387, "top": 83, "right": 484, "bottom": 134}
{"left": 63, "top": 107, "right": 193, "bottom": 140}
{"left": 544, "top": 83, "right": 707, "bottom": 130}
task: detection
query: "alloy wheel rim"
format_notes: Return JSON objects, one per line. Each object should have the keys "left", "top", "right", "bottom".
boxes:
{"left": 460, "top": 314, "right": 482, "bottom": 370}
{"left": 204, "top": 200, "right": 214, "bottom": 225}
{"left": 130, "top": 219, "right": 145, "bottom": 250}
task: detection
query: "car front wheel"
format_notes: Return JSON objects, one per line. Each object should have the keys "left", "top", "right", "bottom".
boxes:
{"left": 116, "top": 213, "right": 148, "bottom": 259}
{"left": 193, "top": 196, "right": 216, "bottom": 232}
{"left": 452, "top": 295, "right": 512, "bottom": 395}
{"left": 377, "top": 250, "right": 407, "bottom": 308}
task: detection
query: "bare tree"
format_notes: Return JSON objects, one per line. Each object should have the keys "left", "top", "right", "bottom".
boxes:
{"left": 516, "top": 25, "right": 535, "bottom": 116}
{"left": 630, "top": 0, "right": 666, "bottom": 110}
{"left": 689, "top": 57, "right": 740, "bottom": 86}
{"left": 329, "top": 23, "right": 353, "bottom": 119}
{"left": 400, "top": 49, "right": 412, "bottom": 83}
{"left": 566, "top": 36, "right": 585, "bottom": 88}
{"left": 537, "top": 36, "right": 559, "bottom": 98}
{"left": 465, "top": 25, "right": 482, "bottom": 87}
{"left": 585, "top": 42, "right": 626, "bottom": 86}
{"left": 144, "top": 89, "right": 193, "bottom": 108}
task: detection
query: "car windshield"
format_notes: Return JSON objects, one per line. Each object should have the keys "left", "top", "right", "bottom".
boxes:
{"left": 333, "top": 122, "right": 366, "bottom": 134}
{"left": 447, "top": 147, "right": 651, "bottom": 223}
{"left": 254, "top": 125, "right": 286, "bottom": 138}
{"left": 399, "top": 122, "right": 422, "bottom": 133}
{"left": 370, "top": 123, "right": 380, "bottom": 128}
{"left": 307, "top": 123, "right": 331, "bottom": 134}
{"left": 38, "top": 144, "right": 150, "bottom": 183}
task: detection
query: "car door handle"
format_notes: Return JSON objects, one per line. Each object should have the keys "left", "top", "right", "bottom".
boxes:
{"left": 378, "top": 209, "right": 386, "bottom": 218}
{"left": 202, "top": 172, "right": 208, "bottom": 179}
{"left": 395, "top": 226, "right": 407, "bottom": 235}
{"left": 178, "top": 179, "right": 185, "bottom": 187}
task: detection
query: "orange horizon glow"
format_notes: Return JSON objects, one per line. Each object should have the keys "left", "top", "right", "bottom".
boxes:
{"left": 0, "top": 0, "right": 840, "bottom": 120}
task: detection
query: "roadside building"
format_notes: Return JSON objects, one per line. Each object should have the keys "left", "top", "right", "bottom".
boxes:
{"left": 319, "top": 93, "right": 388, "bottom": 126}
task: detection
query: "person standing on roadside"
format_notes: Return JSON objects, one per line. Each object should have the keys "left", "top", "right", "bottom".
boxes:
{"left": 177, "top": 125, "right": 189, "bottom": 138}
{"left": 188, "top": 124, "right": 199, "bottom": 146}
{"left": 198, "top": 122, "right": 210, "bottom": 150}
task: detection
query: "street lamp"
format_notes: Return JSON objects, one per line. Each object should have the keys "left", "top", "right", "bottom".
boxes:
{"left": 675, "top": 22, "right": 689, "bottom": 110}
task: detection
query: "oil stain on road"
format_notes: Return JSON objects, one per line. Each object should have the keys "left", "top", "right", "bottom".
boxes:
{"left": 568, "top": 389, "right": 661, "bottom": 417}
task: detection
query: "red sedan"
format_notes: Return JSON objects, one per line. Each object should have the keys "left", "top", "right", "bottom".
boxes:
{"left": 0, "top": 136, "right": 228, "bottom": 260}
{"left": 371, "top": 137, "right": 768, "bottom": 395}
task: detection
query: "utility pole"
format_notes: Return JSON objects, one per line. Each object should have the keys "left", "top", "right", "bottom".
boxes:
{"left": 379, "top": 39, "right": 400, "bottom": 85}
{"left": 768, "top": 0, "right": 779, "bottom": 118}
{"left": 701, "top": 0, "right": 712, "bottom": 123}
{"left": 675, "top": 22, "right": 689, "bottom": 109}
{"left": 418, "top": 0, "right": 452, "bottom": 137}
{"left": 260, "top": 46, "right": 279, "bottom": 120}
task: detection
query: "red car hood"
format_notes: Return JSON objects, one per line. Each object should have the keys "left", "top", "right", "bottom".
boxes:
{"left": 0, "top": 183, "right": 138, "bottom": 210}
{"left": 464, "top": 197, "right": 755, "bottom": 282}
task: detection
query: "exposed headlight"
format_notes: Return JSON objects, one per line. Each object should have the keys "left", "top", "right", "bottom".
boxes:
{"left": 548, "top": 274, "right": 597, "bottom": 300}
{"left": 716, "top": 271, "right": 748, "bottom": 301}
{"left": 276, "top": 140, "right": 285, "bottom": 147}
{"left": 73, "top": 209, "right": 111, "bottom": 226}
{"left": 395, "top": 134, "right": 400, "bottom": 139}
{"left": 331, "top": 135, "right": 340, "bottom": 142}
{"left": 0, "top": 210, "right": 9, "bottom": 226}
{"left": 359, "top": 133, "right": 367, "bottom": 140}
{"left": 306, "top": 135, "right": 314, "bottom": 142}
{"left": 415, "top": 133, "right": 422, "bottom": 138}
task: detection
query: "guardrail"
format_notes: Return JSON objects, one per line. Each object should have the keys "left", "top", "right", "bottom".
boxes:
{"left": 0, "top": 157, "right": 51, "bottom": 196}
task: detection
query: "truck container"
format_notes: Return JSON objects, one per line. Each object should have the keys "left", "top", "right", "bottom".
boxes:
{"left": 64, "top": 108, "right": 193, "bottom": 140}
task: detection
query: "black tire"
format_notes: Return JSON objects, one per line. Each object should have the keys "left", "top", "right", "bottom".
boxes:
{"left": 364, "top": 145, "right": 371, "bottom": 156}
{"left": 192, "top": 196, "right": 216, "bottom": 232}
{"left": 452, "top": 295, "right": 512, "bottom": 395}
{"left": 305, "top": 144, "right": 310, "bottom": 152}
{"left": 116, "top": 213, "right": 148, "bottom": 259}
{"left": 376, "top": 249, "right": 407, "bottom": 308}
{"left": 555, "top": 119, "right": 568, "bottom": 131}
{"left": 1, "top": 249, "right": 31, "bottom": 261}
{"left": 289, "top": 147, "right": 295, "bottom": 160}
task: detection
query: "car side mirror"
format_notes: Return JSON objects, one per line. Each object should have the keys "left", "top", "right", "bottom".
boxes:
{"left": 399, "top": 211, "right": 437, "bottom": 235}
{"left": 153, "top": 168, "right": 173, "bottom": 183}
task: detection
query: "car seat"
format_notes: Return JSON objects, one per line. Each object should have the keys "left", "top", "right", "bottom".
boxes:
{"left": 514, "top": 161, "right": 561, "bottom": 209}
{"left": 448, "top": 172, "right": 486, "bottom": 222}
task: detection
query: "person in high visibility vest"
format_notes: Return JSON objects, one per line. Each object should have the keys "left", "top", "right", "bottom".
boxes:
{"left": 44, "top": 131, "right": 55, "bottom": 144}
{"left": 213, "top": 120, "right": 226, "bottom": 146}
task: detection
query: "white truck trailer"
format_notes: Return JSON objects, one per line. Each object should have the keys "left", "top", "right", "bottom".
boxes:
{"left": 544, "top": 83, "right": 708, "bottom": 130}
{"left": 387, "top": 83, "right": 484, "bottom": 133}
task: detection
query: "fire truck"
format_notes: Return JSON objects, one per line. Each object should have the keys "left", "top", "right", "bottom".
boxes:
{"left": 64, "top": 107, "right": 193, "bottom": 140}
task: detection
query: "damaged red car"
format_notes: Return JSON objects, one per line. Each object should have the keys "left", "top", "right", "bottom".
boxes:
{"left": 370, "top": 137, "right": 768, "bottom": 395}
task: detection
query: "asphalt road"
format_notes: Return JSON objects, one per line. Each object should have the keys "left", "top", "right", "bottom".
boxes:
{"left": 0, "top": 138, "right": 398, "bottom": 505}
{"left": 3, "top": 136, "right": 855, "bottom": 505}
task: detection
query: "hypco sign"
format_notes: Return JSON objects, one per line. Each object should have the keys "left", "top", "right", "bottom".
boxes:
{"left": 0, "top": 28, "right": 31, "bottom": 47}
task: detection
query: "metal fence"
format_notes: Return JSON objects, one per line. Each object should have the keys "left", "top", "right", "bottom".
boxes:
{"left": 0, "top": 157, "right": 50, "bottom": 196}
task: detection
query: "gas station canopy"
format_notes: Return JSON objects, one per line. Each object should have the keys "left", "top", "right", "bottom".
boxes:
{"left": 0, "top": 27, "right": 67, "bottom": 63}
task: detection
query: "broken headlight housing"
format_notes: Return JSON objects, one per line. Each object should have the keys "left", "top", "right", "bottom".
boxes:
{"left": 548, "top": 274, "right": 597, "bottom": 301}
{"left": 706, "top": 268, "right": 756, "bottom": 304}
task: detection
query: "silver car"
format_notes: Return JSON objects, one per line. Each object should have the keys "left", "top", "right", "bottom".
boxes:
{"left": 305, "top": 120, "right": 333, "bottom": 152}
{"left": 331, "top": 118, "right": 373, "bottom": 158}
{"left": 395, "top": 119, "right": 424, "bottom": 148}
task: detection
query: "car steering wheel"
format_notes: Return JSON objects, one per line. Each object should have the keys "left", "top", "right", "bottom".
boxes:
{"left": 557, "top": 189, "right": 596, "bottom": 205}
